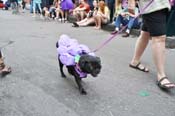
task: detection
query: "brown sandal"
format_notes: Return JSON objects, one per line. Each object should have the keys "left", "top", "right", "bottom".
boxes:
{"left": 0, "top": 63, "right": 11, "bottom": 76}
{"left": 157, "top": 77, "right": 175, "bottom": 90}
{"left": 129, "top": 62, "right": 149, "bottom": 72}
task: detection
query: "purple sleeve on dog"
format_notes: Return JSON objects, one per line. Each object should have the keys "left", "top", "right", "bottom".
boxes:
{"left": 57, "top": 34, "right": 95, "bottom": 66}
{"left": 60, "top": 53, "right": 75, "bottom": 66}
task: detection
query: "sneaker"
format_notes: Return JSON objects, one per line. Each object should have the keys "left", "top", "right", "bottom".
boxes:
{"left": 122, "top": 32, "right": 130, "bottom": 37}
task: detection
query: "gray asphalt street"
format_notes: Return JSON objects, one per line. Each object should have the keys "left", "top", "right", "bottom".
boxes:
{"left": 0, "top": 10, "right": 175, "bottom": 116}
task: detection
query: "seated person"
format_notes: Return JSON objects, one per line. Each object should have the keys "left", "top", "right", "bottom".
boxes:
{"left": 49, "top": 5, "right": 57, "bottom": 19}
{"left": 72, "top": 0, "right": 98, "bottom": 27}
{"left": 0, "top": 50, "right": 11, "bottom": 76}
{"left": 111, "top": 6, "right": 140, "bottom": 37}
{"left": 55, "top": 0, "right": 64, "bottom": 21}
{"left": 42, "top": 7, "right": 50, "bottom": 18}
{"left": 93, "top": 0, "right": 110, "bottom": 29}
{"left": 0, "top": 0, "right": 5, "bottom": 8}
{"left": 73, "top": 0, "right": 90, "bottom": 21}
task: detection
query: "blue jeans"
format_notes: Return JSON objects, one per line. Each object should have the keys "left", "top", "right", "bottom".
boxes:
{"left": 115, "top": 15, "right": 139, "bottom": 30}
{"left": 33, "top": 2, "right": 42, "bottom": 13}
{"left": 30, "top": 0, "right": 33, "bottom": 13}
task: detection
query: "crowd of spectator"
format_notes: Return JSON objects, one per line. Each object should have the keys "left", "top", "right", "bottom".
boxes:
{"left": 0, "top": 0, "right": 174, "bottom": 37}
{"left": 0, "top": 0, "right": 144, "bottom": 37}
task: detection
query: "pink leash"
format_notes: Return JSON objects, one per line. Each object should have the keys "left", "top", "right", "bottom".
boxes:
{"left": 92, "top": 0, "right": 154, "bottom": 53}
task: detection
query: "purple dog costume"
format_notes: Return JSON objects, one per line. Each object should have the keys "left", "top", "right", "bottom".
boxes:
{"left": 57, "top": 34, "right": 95, "bottom": 77}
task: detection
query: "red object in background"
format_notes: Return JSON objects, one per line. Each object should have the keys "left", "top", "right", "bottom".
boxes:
{"left": 0, "top": 3, "right": 5, "bottom": 8}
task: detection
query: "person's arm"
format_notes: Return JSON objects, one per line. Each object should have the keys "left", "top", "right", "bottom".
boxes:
{"left": 101, "top": 7, "right": 109, "bottom": 19}
{"left": 75, "top": 4, "right": 89, "bottom": 12}
{"left": 127, "top": 8, "right": 139, "bottom": 17}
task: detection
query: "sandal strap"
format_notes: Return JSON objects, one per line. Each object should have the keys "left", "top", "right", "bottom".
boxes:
{"left": 136, "top": 62, "right": 141, "bottom": 67}
{"left": 0, "top": 63, "right": 5, "bottom": 70}
{"left": 136, "top": 62, "right": 148, "bottom": 71}
{"left": 161, "top": 83, "right": 175, "bottom": 86}
{"left": 157, "top": 77, "right": 168, "bottom": 85}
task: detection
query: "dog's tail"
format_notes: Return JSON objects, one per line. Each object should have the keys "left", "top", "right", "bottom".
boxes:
{"left": 56, "top": 41, "right": 59, "bottom": 48}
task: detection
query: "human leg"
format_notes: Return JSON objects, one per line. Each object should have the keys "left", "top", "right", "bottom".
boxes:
{"left": 73, "top": 11, "right": 80, "bottom": 21}
{"left": 111, "top": 15, "right": 123, "bottom": 34}
{"left": 37, "top": 3, "right": 42, "bottom": 15}
{"left": 130, "top": 31, "right": 150, "bottom": 72}
{"left": 33, "top": 2, "right": 36, "bottom": 17}
{"left": 151, "top": 36, "right": 175, "bottom": 88}
{"left": 130, "top": 9, "right": 175, "bottom": 89}
{"left": 78, "top": 17, "right": 95, "bottom": 26}
{"left": 93, "top": 14, "right": 102, "bottom": 29}
{"left": 122, "top": 17, "right": 136, "bottom": 37}
{"left": 0, "top": 51, "right": 11, "bottom": 76}
{"left": 79, "top": 11, "right": 86, "bottom": 21}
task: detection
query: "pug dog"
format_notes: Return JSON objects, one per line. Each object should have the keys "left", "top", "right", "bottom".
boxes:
{"left": 56, "top": 34, "right": 102, "bottom": 95}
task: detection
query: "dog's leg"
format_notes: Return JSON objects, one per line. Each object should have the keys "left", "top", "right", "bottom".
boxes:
{"left": 74, "top": 75, "right": 87, "bottom": 95}
{"left": 58, "top": 58, "right": 66, "bottom": 78}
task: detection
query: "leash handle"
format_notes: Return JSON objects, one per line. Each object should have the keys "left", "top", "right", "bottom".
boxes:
{"left": 91, "top": 0, "right": 154, "bottom": 53}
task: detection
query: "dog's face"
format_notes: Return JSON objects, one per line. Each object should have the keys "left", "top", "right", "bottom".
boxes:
{"left": 79, "top": 54, "right": 101, "bottom": 77}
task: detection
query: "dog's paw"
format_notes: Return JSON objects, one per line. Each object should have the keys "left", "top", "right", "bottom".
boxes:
{"left": 80, "top": 89, "right": 87, "bottom": 95}
{"left": 61, "top": 74, "right": 66, "bottom": 78}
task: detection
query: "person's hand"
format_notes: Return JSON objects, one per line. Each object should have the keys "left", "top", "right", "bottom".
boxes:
{"left": 128, "top": 9, "right": 135, "bottom": 15}
{"left": 121, "top": 12, "right": 125, "bottom": 16}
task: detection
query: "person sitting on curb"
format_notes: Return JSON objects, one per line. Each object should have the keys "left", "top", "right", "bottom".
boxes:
{"left": 111, "top": 5, "right": 140, "bottom": 37}
{"left": 93, "top": 0, "right": 110, "bottom": 30}
{"left": 73, "top": 0, "right": 90, "bottom": 21}
{"left": 72, "top": 0, "right": 98, "bottom": 27}
{"left": 0, "top": 50, "right": 11, "bottom": 77}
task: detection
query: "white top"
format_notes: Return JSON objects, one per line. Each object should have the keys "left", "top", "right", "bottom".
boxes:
{"left": 139, "top": 0, "right": 171, "bottom": 14}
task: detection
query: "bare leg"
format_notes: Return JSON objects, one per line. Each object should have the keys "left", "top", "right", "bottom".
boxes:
{"left": 151, "top": 36, "right": 175, "bottom": 87}
{"left": 95, "top": 15, "right": 102, "bottom": 29}
{"left": 80, "top": 11, "right": 85, "bottom": 21}
{"left": 0, "top": 52, "right": 11, "bottom": 76}
{"left": 130, "top": 31, "right": 150, "bottom": 71}
{"left": 78, "top": 18, "right": 95, "bottom": 26}
{"left": 152, "top": 36, "right": 166, "bottom": 78}
{"left": 73, "top": 11, "right": 80, "bottom": 21}
{"left": 77, "top": 18, "right": 88, "bottom": 25}
{"left": 65, "top": 10, "right": 68, "bottom": 20}
{"left": 93, "top": 16, "right": 98, "bottom": 28}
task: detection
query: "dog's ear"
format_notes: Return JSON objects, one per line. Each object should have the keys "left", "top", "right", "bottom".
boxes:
{"left": 80, "top": 58, "right": 87, "bottom": 67}
{"left": 79, "top": 57, "right": 90, "bottom": 69}
{"left": 96, "top": 57, "right": 101, "bottom": 64}
{"left": 56, "top": 42, "right": 59, "bottom": 48}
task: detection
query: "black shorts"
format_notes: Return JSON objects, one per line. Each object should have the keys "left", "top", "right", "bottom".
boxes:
{"left": 142, "top": 9, "right": 168, "bottom": 36}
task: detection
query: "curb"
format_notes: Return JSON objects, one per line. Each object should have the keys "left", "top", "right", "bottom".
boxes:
{"left": 68, "top": 16, "right": 175, "bottom": 49}
{"left": 166, "top": 36, "right": 175, "bottom": 49}
{"left": 68, "top": 15, "right": 140, "bottom": 36}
